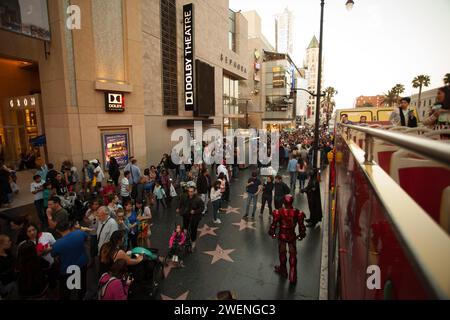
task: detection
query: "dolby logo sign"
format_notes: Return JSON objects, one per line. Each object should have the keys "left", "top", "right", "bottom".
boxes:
{"left": 105, "top": 92, "right": 125, "bottom": 112}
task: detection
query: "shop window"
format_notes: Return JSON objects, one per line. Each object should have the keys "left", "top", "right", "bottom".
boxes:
{"left": 228, "top": 10, "right": 236, "bottom": 52}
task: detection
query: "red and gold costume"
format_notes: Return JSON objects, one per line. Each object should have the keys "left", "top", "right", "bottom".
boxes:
{"left": 268, "top": 194, "right": 306, "bottom": 284}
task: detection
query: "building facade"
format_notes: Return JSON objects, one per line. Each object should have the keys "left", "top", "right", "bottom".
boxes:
{"left": 262, "top": 51, "right": 301, "bottom": 131}
{"left": 142, "top": 0, "right": 249, "bottom": 165}
{"left": 274, "top": 7, "right": 294, "bottom": 56}
{"left": 242, "top": 11, "right": 303, "bottom": 132}
{"left": 0, "top": 0, "right": 249, "bottom": 169}
{"left": 304, "top": 35, "right": 323, "bottom": 123}
{"left": 241, "top": 10, "right": 274, "bottom": 130}
{"left": 0, "top": 0, "right": 147, "bottom": 170}
{"left": 411, "top": 88, "right": 439, "bottom": 121}
{"left": 355, "top": 95, "right": 385, "bottom": 108}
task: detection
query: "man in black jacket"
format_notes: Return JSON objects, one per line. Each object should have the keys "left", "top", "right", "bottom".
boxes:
{"left": 196, "top": 168, "right": 210, "bottom": 215}
{"left": 179, "top": 186, "right": 204, "bottom": 249}
{"left": 260, "top": 175, "right": 274, "bottom": 217}
{"left": 274, "top": 175, "right": 290, "bottom": 210}
{"left": 301, "top": 169, "right": 323, "bottom": 228}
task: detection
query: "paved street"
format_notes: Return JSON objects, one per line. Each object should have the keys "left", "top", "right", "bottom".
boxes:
{"left": 0, "top": 166, "right": 326, "bottom": 300}
{"left": 152, "top": 167, "right": 325, "bottom": 300}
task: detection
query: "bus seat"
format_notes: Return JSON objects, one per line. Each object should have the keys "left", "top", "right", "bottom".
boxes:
{"left": 423, "top": 130, "right": 450, "bottom": 140}
{"left": 440, "top": 186, "right": 450, "bottom": 234}
{"left": 373, "top": 140, "right": 399, "bottom": 174}
{"left": 390, "top": 150, "right": 450, "bottom": 224}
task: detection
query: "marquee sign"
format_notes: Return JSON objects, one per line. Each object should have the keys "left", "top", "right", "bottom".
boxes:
{"left": 105, "top": 92, "right": 125, "bottom": 112}
{"left": 183, "top": 3, "right": 195, "bottom": 111}
{"left": 6, "top": 94, "right": 39, "bottom": 109}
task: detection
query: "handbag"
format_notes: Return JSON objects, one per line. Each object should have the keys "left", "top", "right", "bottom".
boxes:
{"left": 170, "top": 184, "right": 178, "bottom": 197}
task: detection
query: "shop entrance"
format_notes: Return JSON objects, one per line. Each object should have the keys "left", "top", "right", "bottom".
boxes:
{"left": 0, "top": 56, "right": 45, "bottom": 169}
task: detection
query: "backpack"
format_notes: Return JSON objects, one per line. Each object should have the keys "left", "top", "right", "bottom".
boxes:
{"left": 98, "top": 274, "right": 119, "bottom": 300}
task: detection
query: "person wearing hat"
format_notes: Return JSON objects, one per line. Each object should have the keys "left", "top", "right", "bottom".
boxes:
{"left": 389, "top": 97, "right": 417, "bottom": 128}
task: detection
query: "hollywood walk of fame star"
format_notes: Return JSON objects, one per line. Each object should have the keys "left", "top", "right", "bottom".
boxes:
{"left": 223, "top": 206, "right": 240, "bottom": 214}
{"left": 163, "top": 260, "right": 177, "bottom": 278}
{"left": 161, "top": 291, "right": 190, "bottom": 300}
{"left": 282, "top": 175, "right": 290, "bottom": 180}
{"left": 232, "top": 219, "right": 256, "bottom": 231}
{"left": 204, "top": 245, "right": 235, "bottom": 264}
{"left": 197, "top": 224, "right": 219, "bottom": 238}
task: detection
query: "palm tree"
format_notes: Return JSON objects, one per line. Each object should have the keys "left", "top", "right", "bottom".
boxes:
{"left": 412, "top": 75, "right": 430, "bottom": 109}
{"left": 382, "top": 90, "right": 397, "bottom": 107}
{"left": 444, "top": 73, "right": 450, "bottom": 86}
{"left": 392, "top": 84, "right": 405, "bottom": 100}
{"left": 323, "top": 87, "right": 337, "bottom": 125}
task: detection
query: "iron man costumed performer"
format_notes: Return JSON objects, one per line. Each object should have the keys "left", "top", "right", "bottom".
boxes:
{"left": 268, "top": 194, "right": 306, "bottom": 284}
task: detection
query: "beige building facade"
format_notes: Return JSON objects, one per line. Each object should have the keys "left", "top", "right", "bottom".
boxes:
{"left": 142, "top": 0, "right": 249, "bottom": 165}
{"left": 0, "top": 0, "right": 249, "bottom": 169}
{"left": 0, "top": 0, "right": 146, "bottom": 170}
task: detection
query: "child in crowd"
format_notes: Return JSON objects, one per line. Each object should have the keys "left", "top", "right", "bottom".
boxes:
{"left": 210, "top": 180, "right": 223, "bottom": 224}
{"left": 168, "top": 224, "right": 186, "bottom": 264}
{"left": 101, "top": 179, "right": 116, "bottom": 205}
{"left": 153, "top": 181, "right": 167, "bottom": 212}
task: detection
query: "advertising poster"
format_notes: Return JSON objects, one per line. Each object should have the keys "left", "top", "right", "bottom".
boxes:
{"left": 103, "top": 133, "right": 129, "bottom": 168}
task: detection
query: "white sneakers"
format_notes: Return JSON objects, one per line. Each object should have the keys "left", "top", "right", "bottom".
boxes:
{"left": 192, "top": 241, "right": 196, "bottom": 250}
{"left": 213, "top": 219, "right": 222, "bottom": 224}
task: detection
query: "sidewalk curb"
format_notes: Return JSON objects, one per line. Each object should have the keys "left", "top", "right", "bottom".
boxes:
{"left": 319, "top": 167, "right": 329, "bottom": 300}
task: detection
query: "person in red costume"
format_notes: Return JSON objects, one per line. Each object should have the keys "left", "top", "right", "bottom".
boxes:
{"left": 268, "top": 194, "right": 306, "bottom": 284}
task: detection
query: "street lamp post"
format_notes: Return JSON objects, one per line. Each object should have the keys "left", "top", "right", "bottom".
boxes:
{"left": 312, "top": 0, "right": 354, "bottom": 170}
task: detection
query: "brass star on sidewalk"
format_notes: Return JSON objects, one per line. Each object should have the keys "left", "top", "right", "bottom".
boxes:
{"left": 204, "top": 245, "right": 235, "bottom": 264}
{"left": 161, "top": 291, "right": 189, "bottom": 300}
{"left": 163, "top": 260, "right": 177, "bottom": 278}
{"left": 232, "top": 219, "right": 256, "bottom": 231}
{"left": 224, "top": 206, "right": 240, "bottom": 214}
{"left": 197, "top": 224, "right": 218, "bottom": 238}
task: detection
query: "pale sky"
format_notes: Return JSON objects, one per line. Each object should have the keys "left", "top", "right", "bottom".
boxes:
{"left": 230, "top": 0, "right": 450, "bottom": 109}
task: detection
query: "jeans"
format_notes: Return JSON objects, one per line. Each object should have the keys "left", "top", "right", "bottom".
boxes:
{"left": 274, "top": 197, "right": 283, "bottom": 210}
{"left": 245, "top": 193, "right": 258, "bottom": 217}
{"left": 179, "top": 169, "right": 186, "bottom": 182}
{"left": 200, "top": 193, "right": 208, "bottom": 214}
{"left": 260, "top": 194, "right": 273, "bottom": 215}
{"left": 298, "top": 172, "right": 307, "bottom": 189}
{"left": 34, "top": 199, "right": 46, "bottom": 228}
{"left": 289, "top": 171, "right": 297, "bottom": 193}
{"left": 232, "top": 165, "right": 239, "bottom": 178}
{"left": 212, "top": 199, "right": 221, "bottom": 220}
{"left": 156, "top": 198, "right": 167, "bottom": 212}
{"left": 186, "top": 215, "right": 202, "bottom": 242}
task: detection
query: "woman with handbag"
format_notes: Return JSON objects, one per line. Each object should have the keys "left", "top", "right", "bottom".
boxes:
{"left": 297, "top": 159, "right": 308, "bottom": 190}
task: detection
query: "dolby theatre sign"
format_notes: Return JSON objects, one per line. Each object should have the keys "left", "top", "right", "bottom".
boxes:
{"left": 183, "top": 3, "right": 195, "bottom": 111}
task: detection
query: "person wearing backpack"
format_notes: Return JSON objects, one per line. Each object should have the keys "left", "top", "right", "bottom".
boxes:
{"left": 98, "top": 259, "right": 131, "bottom": 300}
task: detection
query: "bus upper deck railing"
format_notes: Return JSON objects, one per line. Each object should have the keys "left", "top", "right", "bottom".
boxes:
{"left": 336, "top": 123, "right": 450, "bottom": 299}
{"left": 340, "top": 124, "right": 450, "bottom": 168}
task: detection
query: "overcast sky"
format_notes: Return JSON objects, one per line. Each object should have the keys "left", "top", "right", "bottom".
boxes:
{"left": 230, "top": 0, "right": 450, "bottom": 109}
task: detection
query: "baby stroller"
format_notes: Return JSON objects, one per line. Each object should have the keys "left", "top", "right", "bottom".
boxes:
{"left": 163, "top": 225, "right": 192, "bottom": 267}
{"left": 127, "top": 248, "right": 164, "bottom": 300}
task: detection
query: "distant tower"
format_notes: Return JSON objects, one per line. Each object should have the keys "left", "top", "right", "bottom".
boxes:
{"left": 275, "top": 7, "right": 294, "bottom": 55}
{"left": 304, "top": 35, "right": 323, "bottom": 121}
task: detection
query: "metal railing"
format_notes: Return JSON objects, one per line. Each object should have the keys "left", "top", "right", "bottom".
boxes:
{"left": 337, "top": 123, "right": 450, "bottom": 299}
{"left": 341, "top": 124, "right": 450, "bottom": 168}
